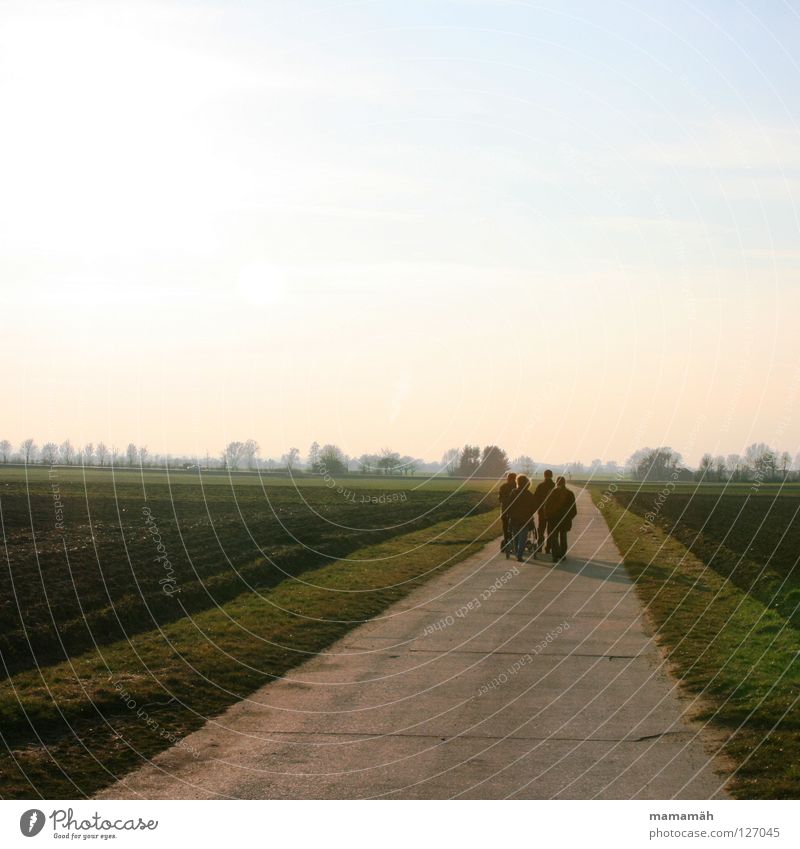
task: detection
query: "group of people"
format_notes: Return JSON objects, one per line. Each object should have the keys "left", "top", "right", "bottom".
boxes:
{"left": 498, "top": 470, "right": 577, "bottom": 563}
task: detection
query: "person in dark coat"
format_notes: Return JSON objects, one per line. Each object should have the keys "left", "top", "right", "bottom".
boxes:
{"left": 507, "top": 474, "right": 537, "bottom": 562}
{"left": 548, "top": 476, "right": 577, "bottom": 562}
{"left": 497, "top": 472, "right": 517, "bottom": 552}
{"left": 532, "top": 469, "right": 555, "bottom": 554}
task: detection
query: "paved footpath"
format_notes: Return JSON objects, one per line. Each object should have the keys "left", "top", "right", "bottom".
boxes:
{"left": 98, "top": 489, "right": 729, "bottom": 799}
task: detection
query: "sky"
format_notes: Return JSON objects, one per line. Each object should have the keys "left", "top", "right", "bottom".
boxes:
{"left": 1, "top": 0, "right": 799, "bottom": 466}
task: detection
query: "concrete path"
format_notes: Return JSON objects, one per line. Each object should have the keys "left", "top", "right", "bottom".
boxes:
{"left": 98, "top": 489, "right": 728, "bottom": 799}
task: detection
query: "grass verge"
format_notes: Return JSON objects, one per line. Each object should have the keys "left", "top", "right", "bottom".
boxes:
{"left": 0, "top": 510, "right": 499, "bottom": 799}
{"left": 591, "top": 489, "right": 800, "bottom": 798}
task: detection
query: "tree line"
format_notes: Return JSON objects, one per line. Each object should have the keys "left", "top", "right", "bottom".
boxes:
{"left": 1, "top": 438, "right": 221, "bottom": 470}
{"left": 440, "top": 445, "right": 511, "bottom": 478}
{"left": 2, "top": 437, "right": 797, "bottom": 482}
{"left": 2, "top": 438, "right": 125, "bottom": 467}
{"left": 0, "top": 438, "right": 512, "bottom": 478}
{"left": 626, "top": 444, "right": 800, "bottom": 483}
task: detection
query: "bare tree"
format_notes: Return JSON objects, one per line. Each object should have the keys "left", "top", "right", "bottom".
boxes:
{"left": 139, "top": 445, "right": 149, "bottom": 466}
{"left": 242, "top": 439, "right": 259, "bottom": 470}
{"left": 0, "top": 440, "right": 11, "bottom": 463}
{"left": 222, "top": 441, "right": 244, "bottom": 470}
{"left": 111, "top": 446, "right": 120, "bottom": 466}
{"left": 377, "top": 448, "right": 401, "bottom": 475}
{"left": 745, "top": 442, "right": 776, "bottom": 481}
{"left": 20, "top": 438, "right": 38, "bottom": 465}
{"left": 696, "top": 453, "right": 714, "bottom": 481}
{"left": 357, "top": 453, "right": 377, "bottom": 474}
{"left": 41, "top": 442, "right": 58, "bottom": 465}
{"left": 318, "top": 444, "right": 346, "bottom": 474}
{"left": 126, "top": 443, "right": 138, "bottom": 467}
{"left": 763, "top": 450, "right": 777, "bottom": 480}
{"left": 83, "top": 443, "right": 94, "bottom": 466}
{"left": 60, "top": 439, "right": 74, "bottom": 465}
{"left": 96, "top": 442, "right": 108, "bottom": 467}
{"left": 281, "top": 447, "right": 300, "bottom": 471}
{"left": 399, "top": 455, "right": 418, "bottom": 476}
{"left": 626, "top": 447, "right": 682, "bottom": 481}
{"left": 441, "top": 447, "right": 460, "bottom": 476}
{"left": 517, "top": 455, "right": 536, "bottom": 475}
{"left": 726, "top": 453, "right": 741, "bottom": 482}
{"left": 307, "top": 441, "right": 321, "bottom": 472}
{"left": 779, "top": 451, "right": 792, "bottom": 480}
{"left": 714, "top": 455, "right": 727, "bottom": 481}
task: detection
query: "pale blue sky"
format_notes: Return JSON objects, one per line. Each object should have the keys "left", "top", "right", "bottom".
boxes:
{"left": 2, "top": 0, "right": 799, "bottom": 464}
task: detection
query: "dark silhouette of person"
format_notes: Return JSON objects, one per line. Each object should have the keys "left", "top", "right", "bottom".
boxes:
{"left": 548, "top": 476, "right": 577, "bottom": 562}
{"left": 507, "top": 474, "right": 537, "bottom": 562}
{"left": 532, "top": 470, "right": 555, "bottom": 554}
{"left": 498, "top": 472, "right": 517, "bottom": 552}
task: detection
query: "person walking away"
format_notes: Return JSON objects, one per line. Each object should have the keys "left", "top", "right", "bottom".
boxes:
{"left": 498, "top": 472, "right": 517, "bottom": 552}
{"left": 507, "top": 475, "right": 537, "bottom": 562}
{"left": 548, "top": 476, "right": 577, "bottom": 562}
{"left": 532, "top": 470, "right": 555, "bottom": 555}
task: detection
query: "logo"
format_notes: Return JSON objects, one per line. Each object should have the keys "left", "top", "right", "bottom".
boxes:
{"left": 19, "top": 810, "right": 46, "bottom": 837}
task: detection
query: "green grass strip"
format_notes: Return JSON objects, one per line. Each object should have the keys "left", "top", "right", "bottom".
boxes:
{"left": 0, "top": 510, "right": 499, "bottom": 798}
{"left": 591, "top": 489, "right": 800, "bottom": 799}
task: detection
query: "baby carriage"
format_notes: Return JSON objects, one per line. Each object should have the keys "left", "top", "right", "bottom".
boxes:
{"left": 504, "top": 523, "right": 537, "bottom": 559}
